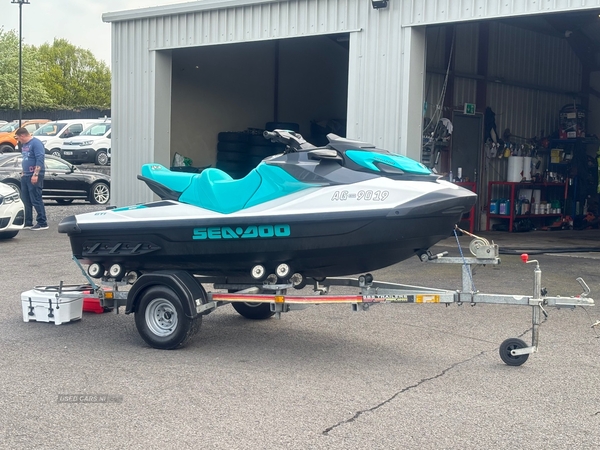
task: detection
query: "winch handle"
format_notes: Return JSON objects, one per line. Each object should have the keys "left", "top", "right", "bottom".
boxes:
{"left": 521, "top": 253, "right": 539, "bottom": 264}
{"left": 576, "top": 277, "right": 591, "bottom": 298}
{"left": 521, "top": 253, "right": 540, "bottom": 268}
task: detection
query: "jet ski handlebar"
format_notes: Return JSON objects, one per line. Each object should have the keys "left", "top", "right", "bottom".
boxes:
{"left": 263, "top": 129, "right": 316, "bottom": 152}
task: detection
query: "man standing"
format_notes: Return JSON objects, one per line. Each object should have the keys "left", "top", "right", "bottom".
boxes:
{"left": 16, "top": 127, "right": 48, "bottom": 230}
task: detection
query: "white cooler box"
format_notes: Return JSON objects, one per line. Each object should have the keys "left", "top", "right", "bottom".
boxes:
{"left": 22, "top": 285, "right": 85, "bottom": 325}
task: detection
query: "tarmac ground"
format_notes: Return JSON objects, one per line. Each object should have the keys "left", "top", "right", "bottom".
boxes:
{"left": 1, "top": 204, "right": 599, "bottom": 449}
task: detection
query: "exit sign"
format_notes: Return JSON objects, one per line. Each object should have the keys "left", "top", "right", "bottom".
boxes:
{"left": 464, "top": 103, "right": 476, "bottom": 115}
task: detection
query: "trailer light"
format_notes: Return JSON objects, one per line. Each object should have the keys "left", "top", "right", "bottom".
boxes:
{"left": 103, "top": 291, "right": 114, "bottom": 299}
{"left": 416, "top": 295, "right": 440, "bottom": 303}
{"left": 274, "top": 295, "right": 284, "bottom": 303}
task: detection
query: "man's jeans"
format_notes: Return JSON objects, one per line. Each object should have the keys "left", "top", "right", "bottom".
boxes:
{"left": 21, "top": 176, "right": 47, "bottom": 227}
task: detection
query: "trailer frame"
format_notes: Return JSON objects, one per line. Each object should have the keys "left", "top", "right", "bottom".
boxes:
{"left": 69, "top": 240, "right": 595, "bottom": 365}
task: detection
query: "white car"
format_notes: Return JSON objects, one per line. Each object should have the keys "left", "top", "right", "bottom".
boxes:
{"left": 61, "top": 121, "right": 111, "bottom": 166}
{"left": 0, "top": 181, "right": 24, "bottom": 239}
{"left": 33, "top": 119, "right": 107, "bottom": 157}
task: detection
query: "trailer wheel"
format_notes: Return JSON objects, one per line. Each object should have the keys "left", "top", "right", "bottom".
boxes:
{"left": 135, "top": 286, "right": 201, "bottom": 349}
{"left": 232, "top": 302, "right": 275, "bottom": 320}
{"left": 499, "top": 338, "right": 529, "bottom": 366}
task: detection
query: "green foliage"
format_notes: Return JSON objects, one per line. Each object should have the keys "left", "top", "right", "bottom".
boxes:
{"left": 0, "top": 28, "right": 53, "bottom": 109}
{"left": 38, "top": 39, "right": 111, "bottom": 109}
{"left": 0, "top": 28, "right": 111, "bottom": 110}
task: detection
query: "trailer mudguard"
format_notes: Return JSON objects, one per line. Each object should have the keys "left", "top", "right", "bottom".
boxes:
{"left": 126, "top": 270, "right": 206, "bottom": 318}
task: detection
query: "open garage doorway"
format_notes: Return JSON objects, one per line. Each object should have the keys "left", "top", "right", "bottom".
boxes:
{"left": 169, "top": 34, "right": 350, "bottom": 176}
{"left": 423, "top": 9, "right": 600, "bottom": 231}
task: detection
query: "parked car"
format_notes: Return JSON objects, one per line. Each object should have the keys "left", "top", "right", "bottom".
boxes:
{"left": 61, "top": 121, "right": 111, "bottom": 165}
{"left": 0, "top": 119, "right": 50, "bottom": 153}
{"left": 32, "top": 119, "right": 107, "bottom": 157}
{"left": 0, "top": 154, "right": 110, "bottom": 205}
{"left": 0, "top": 181, "right": 25, "bottom": 239}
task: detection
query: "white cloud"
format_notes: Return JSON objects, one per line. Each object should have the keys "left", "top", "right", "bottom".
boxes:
{"left": 0, "top": 0, "right": 192, "bottom": 65}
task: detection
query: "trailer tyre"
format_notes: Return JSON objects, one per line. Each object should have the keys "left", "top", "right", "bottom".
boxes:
{"left": 499, "top": 338, "right": 529, "bottom": 366}
{"left": 135, "top": 285, "right": 201, "bottom": 349}
{"left": 232, "top": 302, "right": 275, "bottom": 320}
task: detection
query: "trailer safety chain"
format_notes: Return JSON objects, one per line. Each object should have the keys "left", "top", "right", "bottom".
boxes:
{"left": 453, "top": 227, "right": 476, "bottom": 293}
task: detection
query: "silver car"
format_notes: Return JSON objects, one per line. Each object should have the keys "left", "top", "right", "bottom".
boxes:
{"left": 0, "top": 181, "right": 25, "bottom": 239}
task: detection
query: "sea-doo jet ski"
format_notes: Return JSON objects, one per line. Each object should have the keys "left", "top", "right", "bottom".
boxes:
{"left": 59, "top": 130, "right": 477, "bottom": 281}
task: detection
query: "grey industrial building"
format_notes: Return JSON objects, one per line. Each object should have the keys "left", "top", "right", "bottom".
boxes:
{"left": 103, "top": 0, "right": 600, "bottom": 232}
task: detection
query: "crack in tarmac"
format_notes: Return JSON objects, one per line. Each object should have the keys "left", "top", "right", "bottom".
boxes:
{"left": 322, "top": 350, "right": 486, "bottom": 436}
{"left": 322, "top": 325, "right": 536, "bottom": 436}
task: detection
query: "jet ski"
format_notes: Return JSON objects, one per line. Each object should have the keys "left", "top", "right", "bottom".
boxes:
{"left": 58, "top": 130, "right": 477, "bottom": 282}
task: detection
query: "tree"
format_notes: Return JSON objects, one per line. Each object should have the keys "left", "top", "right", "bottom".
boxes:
{"left": 0, "top": 27, "right": 53, "bottom": 109}
{"left": 37, "top": 39, "right": 111, "bottom": 109}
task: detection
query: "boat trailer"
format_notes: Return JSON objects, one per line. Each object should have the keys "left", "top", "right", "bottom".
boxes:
{"left": 65, "top": 236, "right": 594, "bottom": 365}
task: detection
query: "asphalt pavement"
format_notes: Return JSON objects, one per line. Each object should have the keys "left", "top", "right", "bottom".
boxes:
{"left": 1, "top": 203, "right": 599, "bottom": 449}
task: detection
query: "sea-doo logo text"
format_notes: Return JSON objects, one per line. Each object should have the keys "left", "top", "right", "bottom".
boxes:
{"left": 193, "top": 225, "right": 291, "bottom": 240}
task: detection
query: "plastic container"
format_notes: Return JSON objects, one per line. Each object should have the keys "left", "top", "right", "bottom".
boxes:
{"left": 499, "top": 200, "right": 507, "bottom": 215}
{"left": 22, "top": 288, "right": 83, "bottom": 325}
{"left": 498, "top": 199, "right": 510, "bottom": 216}
{"left": 83, "top": 297, "right": 105, "bottom": 314}
{"left": 490, "top": 199, "right": 499, "bottom": 214}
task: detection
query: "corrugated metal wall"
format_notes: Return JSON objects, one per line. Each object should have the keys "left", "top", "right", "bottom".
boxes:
{"left": 346, "top": 3, "right": 413, "bottom": 153}
{"left": 403, "top": 0, "right": 600, "bottom": 26}
{"left": 487, "top": 22, "right": 580, "bottom": 141}
{"left": 424, "top": 21, "right": 579, "bottom": 127}
{"left": 110, "top": 20, "right": 158, "bottom": 207}
{"left": 146, "top": 0, "right": 364, "bottom": 49}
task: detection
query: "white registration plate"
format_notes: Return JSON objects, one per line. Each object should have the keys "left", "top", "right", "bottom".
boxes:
{"left": 63, "top": 151, "right": 73, "bottom": 155}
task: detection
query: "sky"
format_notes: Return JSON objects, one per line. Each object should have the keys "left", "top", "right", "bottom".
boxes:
{"left": 0, "top": 0, "right": 192, "bottom": 65}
